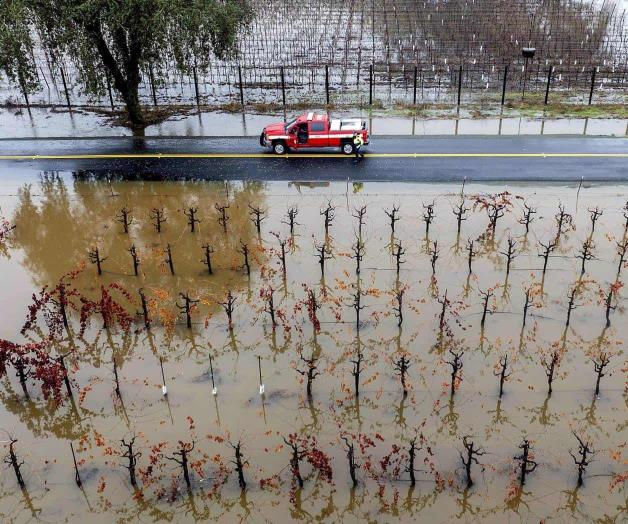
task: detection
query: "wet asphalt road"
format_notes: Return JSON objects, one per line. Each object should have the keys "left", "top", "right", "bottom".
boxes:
{"left": 0, "top": 136, "right": 626, "bottom": 181}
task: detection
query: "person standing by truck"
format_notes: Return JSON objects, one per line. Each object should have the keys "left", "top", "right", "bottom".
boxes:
{"left": 353, "top": 132, "right": 365, "bottom": 161}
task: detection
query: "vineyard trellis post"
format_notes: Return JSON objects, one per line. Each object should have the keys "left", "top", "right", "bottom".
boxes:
{"left": 238, "top": 66, "right": 245, "bottom": 107}
{"left": 501, "top": 65, "right": 508, "bottom": 106}
{"left": 280, "top": 67, "right": 286, "bottom": 108}
{"left": 544, "top": 66, "right": 553, "bottom": 105}
{"left": 413, "top": 66, "right": 417, "bottom": 105}
{"left": 457, "top": 65, "right": 463, "bottom": 107}
{"left": 369, "top": 64, "right": 373, "bottom": 106}
{"left": 588, "top": 67, "right": 596, "bottom": 105}
{"left": 325, "top": 65, "right": 329, "bottom": 105}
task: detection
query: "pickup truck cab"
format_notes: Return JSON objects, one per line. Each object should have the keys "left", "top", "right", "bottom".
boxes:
{"left": 260, "top": 112, "right": 369, "bottom": 155}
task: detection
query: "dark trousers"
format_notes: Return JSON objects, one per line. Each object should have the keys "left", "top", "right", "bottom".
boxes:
{"left": 354, "top": 145, "right": 364, "bottom": 159}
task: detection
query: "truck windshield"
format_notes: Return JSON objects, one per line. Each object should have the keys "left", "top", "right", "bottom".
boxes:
{"left": 284, "top": 117, "right": 297, "bottom": 132}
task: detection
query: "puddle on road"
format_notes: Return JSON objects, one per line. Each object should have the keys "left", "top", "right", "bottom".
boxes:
{"left": 0, "top": 173, "right": 626, "bottom": 522}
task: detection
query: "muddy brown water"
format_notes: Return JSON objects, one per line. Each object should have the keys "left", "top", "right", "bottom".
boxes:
{"left": 0, "top": 173, "right": 626, "bottom": 522}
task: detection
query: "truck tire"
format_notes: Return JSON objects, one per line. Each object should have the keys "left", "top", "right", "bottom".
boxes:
{"left": 341, "top": 141, "right": 355, "bottom": 155}
{"left": 272, "top": 140, "right": 287, "bottom": 155}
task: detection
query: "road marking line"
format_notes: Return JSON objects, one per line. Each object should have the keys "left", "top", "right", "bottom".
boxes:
{"left": 0, "top": 152, "right": 626, "bottom": 160}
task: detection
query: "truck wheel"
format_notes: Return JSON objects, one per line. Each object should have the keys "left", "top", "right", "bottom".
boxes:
{"left": 342, "top": 141, "right": 355, "bottom": 155}
{"left": 273, "top": 140, "right": 287, "bottom": 155}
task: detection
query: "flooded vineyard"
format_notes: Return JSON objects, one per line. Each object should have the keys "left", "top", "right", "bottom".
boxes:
{"left": 0, "top": 173, "right": 626, "bottom": 522}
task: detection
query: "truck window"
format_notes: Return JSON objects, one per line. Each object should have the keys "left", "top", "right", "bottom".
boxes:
{"left": 311, "top": 122, "right": 325, "bottom": 132}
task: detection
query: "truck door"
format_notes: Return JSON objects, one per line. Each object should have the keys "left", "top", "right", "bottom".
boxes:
{"left": 308, "top": 120, "right": 328, "bottom": 147}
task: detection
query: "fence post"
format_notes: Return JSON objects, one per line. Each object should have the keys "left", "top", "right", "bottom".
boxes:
{"left": 369, "top": 64, "right": 373, "bottom": 106}
{"left": 501, "top": 65, "right": 508, "bottom": 105}
{"left": 148, "top": 65, "right": 158, "bottom": 107}
{"left": 325, "top": 65, "right": 329, "bottom": 105}
{"left": 457, "top": 65, "right": 463, "bottom": 106}
{"left": 544, "top": 65, "right": 553, "bottom": 105}
{"left": 588, "top": 67, "right": 596, "bottom": 105}
{"left": 280, "top": 66, "right": 286, "bottom": 108}
{"left": 238, "top": 66, "right": 245, "bottom": 107}
{"left": 413, "top": 66, "right": 417, "bottom": 105}
{"left": 59, "top": 66, "right": 72, "bottom": 110}
{"left": 193, "top": 66, "right": 200, "bottom": 107}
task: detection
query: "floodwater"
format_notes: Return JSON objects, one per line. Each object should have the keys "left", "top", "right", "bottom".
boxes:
{"left": 0, "top": 172, "right": 626, "bottom": 522}
{"left": 1, "top": 106, "right": 626, "bottom": 139}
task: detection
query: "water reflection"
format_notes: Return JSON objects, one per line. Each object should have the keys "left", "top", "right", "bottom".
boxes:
{"left": 0, "top": 174, "right": 625, "bottom": 522}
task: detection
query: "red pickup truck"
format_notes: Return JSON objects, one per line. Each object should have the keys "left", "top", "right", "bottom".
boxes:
{"left": 260, "top": 112, "right": 369, "bottom": 154}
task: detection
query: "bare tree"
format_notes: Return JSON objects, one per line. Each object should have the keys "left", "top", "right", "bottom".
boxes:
{"left": 393, "top": 241, "right": 406, "bottom": 276}
{"left": 283, "top": 434, "right": 306, "bottom": 488}
{"left": 351, "top": 287, "right": 365, "bottom": 327}
{"left": 239, "top": 242, "right": 251, "bottom": 276}
{"left": 88, "top": 246, "right": 107, "bottom": 275}
{"left": 3, "top": 438, "right": 25, "bottom": 488}
{"left": 341, "top": 436, "right": 358, "bottom": 487}
{"left": 603, "top": 283, "right": 617, "bottom": 327}
{"left": 394, "top": 354, "right": 411, "bottom": 396}
{"left": 542, "top": 350, "right": 560, "bottom": 396}
{"left": 616, "top": 238, "right": 628, "bottom": 277}
{"left": 565, "top": 286, "right": 580, "bottom": 327}
{"left": 522, "top": 287, "right": 532, "bottom": 328}
{"left": 453, "top": 199, "right": 468, "bottom": 235}
{"left": 494, "top": 355, "right": 512, "bottom": 398}
{"left": 518, "top": 203, "right": 537, "bottom": 234}
{"left": 555, "top": 203, "right": 573, "bottom": 238}
{"left": 423, "top": 201, "right": 435, "bottom": 237}
{"left": 350, "top": 345, "right": 364, "bottom": 398}
{"left": 500, "top": 237, "right": 517, "bottom": 276}
{"left": 429, "top": 240, "right": 439, "bottom": 274}
{"left": 385, "top": 205, "right": 400, "bottom": 234}
{"left": 283, "top": 206, "right": 299, "bottom": 235}
{"left": 219, "top": 291, "right": 236, "bottom": 331}
{"left": 576, "top": 240, "right": 595, "bottom": 275}
{"left": 350, "top": 238, "right": 365, "bottom": 275}
{"left": 459, "top": 436, "right": 486, "bottom": 488}
{"left": 149, "top": 207, "right": 167, "bottom": 233}
{"left": 406, "top": 436, "right": 420, "bottom": 487}
{"left": 438, "top": 290, "right": 450, "bottom": 334}
{"left": 248, "top": 204, "right": 266, "bottom": 235}
{"left": 592, "top": 352, "right": 610, "bottom": 396}
{"left": 120, "top": 436, "right": 141, "bottom": 488}
{"left": 446, "top": 348, "right": 464, "bottom": 397}
{"left": 115, "top": 206, "right": 133, "bottom": 233}
{"left": 321, "top": 201, "right": 336, "bottom": 236}
{"left": 128, "top": 244, "right": 140, "bottom": 276}
{"left": 314, "top": 241, "right": 332, "bottom": 277}
{"left": 230, "top": 440, "right": 247, "bottom": 490}
{"left": 164, "top": 243, "right": 175, "bottom": 275}
{"left": 183, "top": 207, "right": 201, "bottom": 233}
{"left": 201, "top": 244, "right": 214, "bottom": 275}
{"left": 514, "top": 439, "right": 537, "bottom": 486}
{"left": 215, "top": 203, "right": 230, "bottom": 233}
{"left": 352, "top": 205, "right": 367, "bottom": 239}
{"left": 264, "top": 287, "right": 277, "bottom": 330}
{"left": 588, "top": 206, "right": 603, "bottom": 233}
{"left": 177, "top": 292, "right": 199, "bottom": 328}
{"left": 393, "top": 288, "right": 405, "bottom": 327}
{"left": 296, "top": 353, "right": 320, "bottom": 399}
{"left": 538, "top": 240, "right": 556, "bottom": 276}
{"left": 138, "top": 288, "right": 150, "bottom": 329}
{"left": 467, "top": 239, "right": 476, "bottom": 273}
{"left": 479, "top": 288, "right": 494, "bottom": 328}
{"left": 167, "top": 441, "right": 195, "bottom": 491}
{"left": 569, "top": 433, "right": 594, "bottom": 487}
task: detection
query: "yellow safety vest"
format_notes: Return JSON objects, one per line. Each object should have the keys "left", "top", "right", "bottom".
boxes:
{"left": 354, "top": 135, "right": 364, "bottom": 147}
